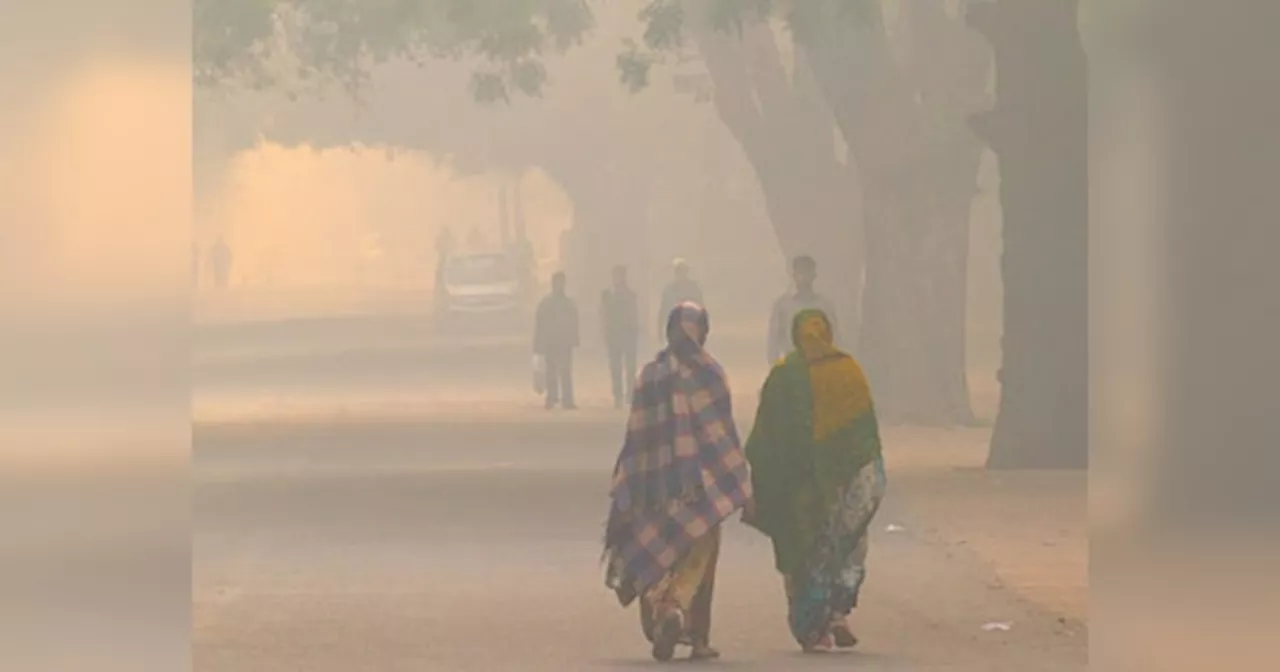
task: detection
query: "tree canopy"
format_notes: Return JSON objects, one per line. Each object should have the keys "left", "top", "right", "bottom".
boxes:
{"left": 193, "top": 0, "right": 885, "bottom": 101}
{"left": 615, "top": 0, "right": 878, "bottom": 91}
{"left": 194, "top": 0, "right": 596, "bottom": 102}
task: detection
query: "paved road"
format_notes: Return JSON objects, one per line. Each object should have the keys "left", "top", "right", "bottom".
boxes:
{"left": 193, "top": 320, "right": 1083, "bottom": 670}
{"left": 194, "top": 412, "right": 1085, "bottom": 671}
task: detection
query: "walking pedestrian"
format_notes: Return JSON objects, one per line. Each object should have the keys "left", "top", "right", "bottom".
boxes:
{"left": 767, "top": 255, "right": 838, "bottom": 365}
{"left": 601, "top": 265, "right": 640, "bottom": 409}
{"left": 604, "top": 303, "right": 752, "bottom": 662}
{"left": 744, "top": 308, "right": 886, "bottom": 653}
{"left": 534, "top": 272, "right": 580, "bottom": 410}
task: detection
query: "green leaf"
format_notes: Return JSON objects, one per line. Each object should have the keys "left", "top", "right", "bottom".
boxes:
{"left": 470, "top": 70, "right": 510, "bottom": 104}
{"left": 509, "top": 58, "right": 549, "bottom": 97}
{"left": 707, "top": 0, "right": 774, "bottom": 35}
{"left": 195, "top": 0, "right": 595, "bottom": 103}
{"left": 616, "top": 47, "right": 655, "bottom": 94}
{"left": 639, "top": 0, "right": 685, "bottom": 51}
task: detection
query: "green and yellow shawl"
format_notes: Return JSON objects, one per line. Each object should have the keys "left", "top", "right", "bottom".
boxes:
{"left": 744, "top": 309, "right": 882, "bottom": 575}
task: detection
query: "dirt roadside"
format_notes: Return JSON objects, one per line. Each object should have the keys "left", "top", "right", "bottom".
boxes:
{"left": 882, "top": 426, "right": 1088, "bottom": 625}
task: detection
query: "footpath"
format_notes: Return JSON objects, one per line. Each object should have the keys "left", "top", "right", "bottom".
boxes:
{"left": 882, "top": 427, "right": 1088, "bottom": 625}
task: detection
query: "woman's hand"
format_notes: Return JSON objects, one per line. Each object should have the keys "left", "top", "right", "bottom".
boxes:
{"left": 741, "top": 497, "right": 757, "bottom": 525}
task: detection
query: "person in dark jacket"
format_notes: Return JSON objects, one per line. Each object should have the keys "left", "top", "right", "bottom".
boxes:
{"left": 601, "top": 265, "right": 640, "bottom": 409}
{"left": 535, "top": 271, "right": 580, "bottom": 409}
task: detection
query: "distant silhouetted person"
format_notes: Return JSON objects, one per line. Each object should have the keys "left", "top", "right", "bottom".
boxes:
{"left": 601, "top": 265, "right": 640, "bottom": 408}
{"left": 535, "top": 271, "right": 580, "bottom": 410}
{"left": 210, "top": 236, "right": 233, "bottom": 290}
{"left": 435, "top": 227, "right": 456, "bottom": 308}
{"left": 658, "top": 259, "right": 704, "bottom": 340}
{"left": 767, "top": 255, "right": 837, "bottom": 364}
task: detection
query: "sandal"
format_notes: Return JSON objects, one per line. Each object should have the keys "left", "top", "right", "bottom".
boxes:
{"left": 830, "top": 616, "right": 858, "bottom": 648}
{"left": 689, "top": 643, "right": 721, "bottom": 661}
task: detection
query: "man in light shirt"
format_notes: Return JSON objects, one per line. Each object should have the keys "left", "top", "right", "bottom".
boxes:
{"left": 767, "top": 255, "right": 838, "bottom": 364}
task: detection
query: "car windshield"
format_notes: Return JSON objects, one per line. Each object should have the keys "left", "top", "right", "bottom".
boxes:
{"left": 444, "top": 254, "right": 515, "bottom": 285}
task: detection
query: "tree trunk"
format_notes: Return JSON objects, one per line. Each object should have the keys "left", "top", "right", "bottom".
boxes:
{"left": 694, "top": 19, "right": 864, "bottom": 344}
{"left": 970, "top": 0, "right": 1088, "bottom": 468}
{"left": 551, "top": 159, "right": 655, "bottom": 343}
{"left": 570, "top": 188, "right": 650, "bottom": 291}
{"left": 752, "top": 156, "right": 863, "bottom": 353}
{"left": 797, "top": 1, "right": 974, "bottom": 424}
{"left": 925, "top": 161, "right": 982, "bottom": 426}
{"left": 858, "top": 180, "right": 973, "bottom": 425}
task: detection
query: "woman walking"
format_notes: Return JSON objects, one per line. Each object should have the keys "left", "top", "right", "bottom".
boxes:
{"left": 603, "top": 302, "right": 753, "bottom": 662}
{"left": 743, "top": 309, "right": 887, "bottom": 653}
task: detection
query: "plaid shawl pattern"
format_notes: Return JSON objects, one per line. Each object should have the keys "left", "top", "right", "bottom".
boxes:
{"left": 604, "top": 303, "right": 753, "bottom": 603}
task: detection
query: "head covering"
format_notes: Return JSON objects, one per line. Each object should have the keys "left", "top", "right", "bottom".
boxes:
{"left": 666, "top": 301, "right": 710, "bottom": 360}
{"left": 790, "top": 309, "right": 872, "bottom": 442}
{"left": 616, "top": 303, "right": 724, "bottom": 514}
{"left": 793, "top": 308, "right": 838, "bottom": 363}
{"left": 604, "top": 302, "right": 752, "bottom": 600}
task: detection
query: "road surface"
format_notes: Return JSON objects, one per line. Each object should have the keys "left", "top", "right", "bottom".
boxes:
{"left": 193, "top": 320, "right": 1085, "bottom": 671}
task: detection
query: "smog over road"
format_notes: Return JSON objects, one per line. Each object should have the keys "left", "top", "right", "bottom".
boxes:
{"left": 183, "top": 1, "right": 1096, "bottom": 669}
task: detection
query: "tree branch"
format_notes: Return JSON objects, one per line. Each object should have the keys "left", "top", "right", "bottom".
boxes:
{"left": 905, "top": 0, "right": 992, "bottom": 118}
{"left": 692, "top": 23, "right": 765, "bottom": 156}
{"left": 739, "top": 19, "right": 793, "bottom": 124}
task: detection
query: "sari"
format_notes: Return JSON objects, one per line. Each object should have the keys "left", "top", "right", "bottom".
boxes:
{"left": 603, "top": 303, "right": 752, "bottom": 661}
{"left": 744, "top": 309, "right": 887, "bottom": 649}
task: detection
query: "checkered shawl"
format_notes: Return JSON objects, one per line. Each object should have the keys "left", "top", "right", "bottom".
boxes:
{"left": 603, "top": 303, "right": 753, "bottom": 603}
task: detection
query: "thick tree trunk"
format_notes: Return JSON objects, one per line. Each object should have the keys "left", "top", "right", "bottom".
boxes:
{"left": 970, "top": 0, "right": 1088, "bottom": 468}
{"left": 753, "top": 159, "right": 863, "bottom": 353}
{"left": 891, "top": 0, "right": 991, "bottom": 426}
{"left": 569, "top": 188, "right": 650, "bottom": 292}
{"left": 798, "top": 1, "right": 973, "bottom": 424}
{"left": 551, "top": 160, "right": 655, "bottom": 346}
{"left": 694, "top": 20, "right": 864, "bottom": 345}
{"left": 858, "top": 181, "right": 973, "bottom": 425}
{"left": 925, "top": 163, "right": 982, "bottom": 426}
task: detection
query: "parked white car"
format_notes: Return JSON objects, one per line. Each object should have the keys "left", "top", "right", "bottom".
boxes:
{"left": 436, "top": 251, "right": 526, "bottom": 320}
